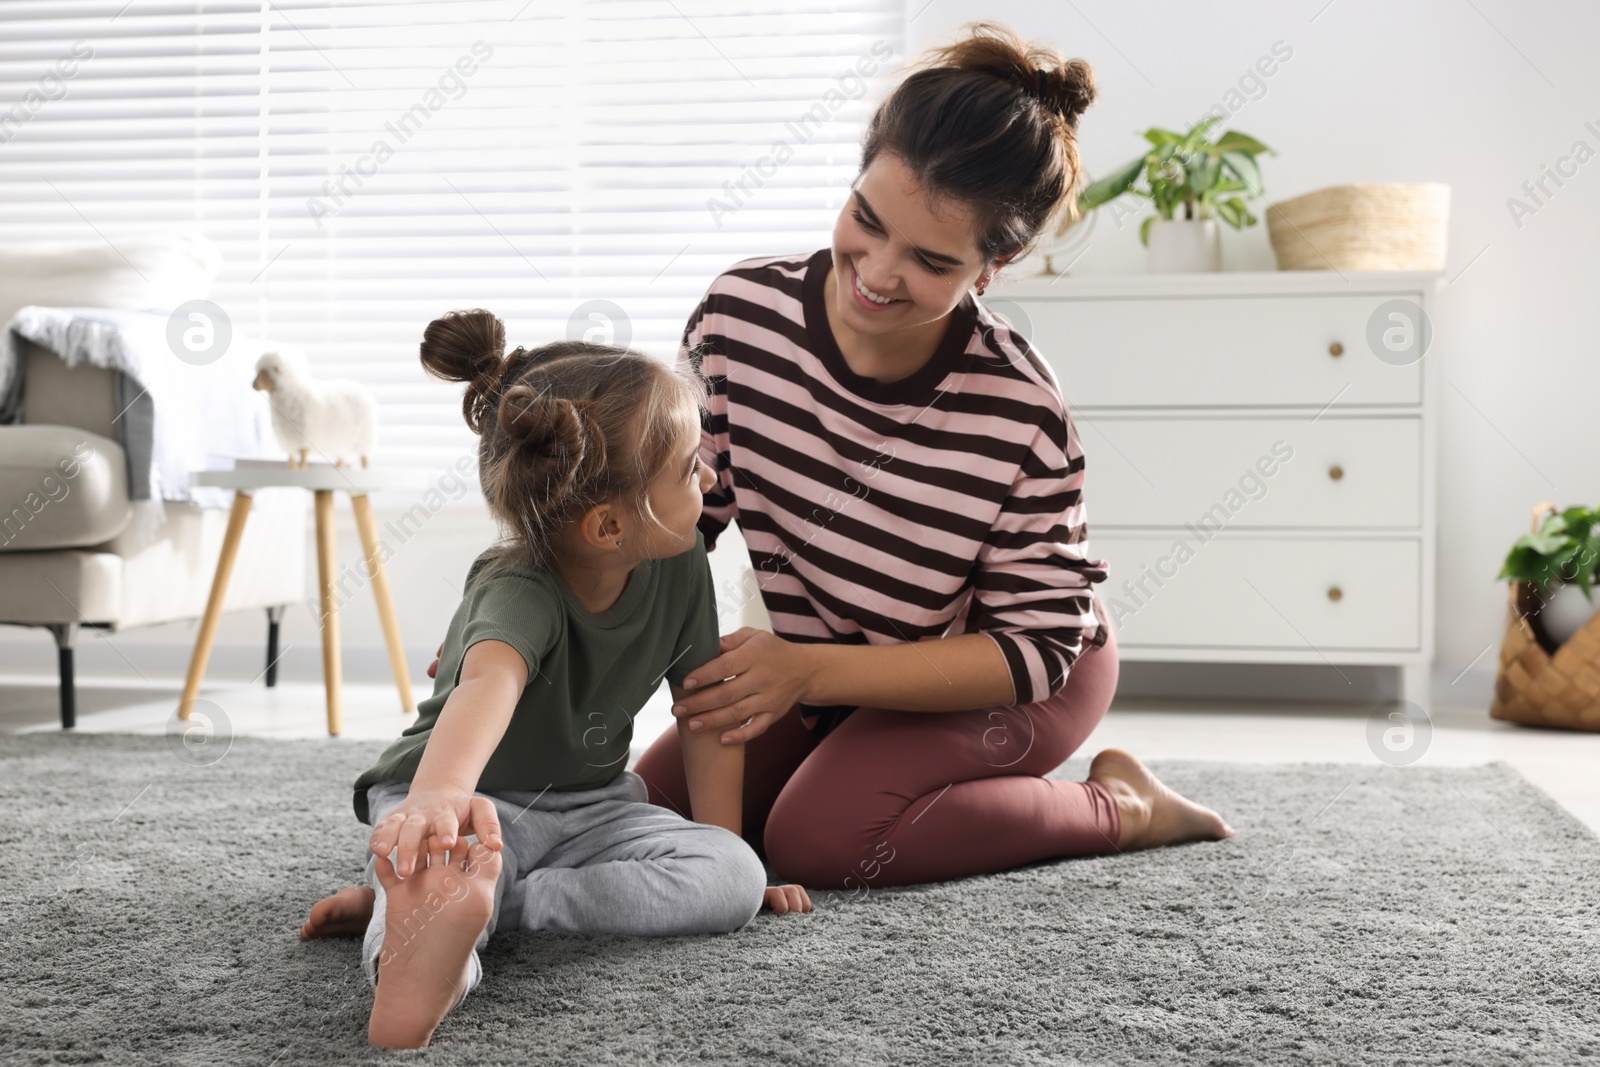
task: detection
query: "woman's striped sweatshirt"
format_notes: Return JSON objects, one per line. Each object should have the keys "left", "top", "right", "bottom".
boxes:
{"left": 677, "top": 247, "right": 1111, "bottom": 737}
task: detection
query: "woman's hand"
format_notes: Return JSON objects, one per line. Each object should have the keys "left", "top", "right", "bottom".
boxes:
{"left": 671, "top": 628, "right": 817, "bottom": 744}
{"left": 762, "top": 884, "right": 813, "bottom": 914}
{"left": 369, "top": 788, "right": 503, "bottom": 878}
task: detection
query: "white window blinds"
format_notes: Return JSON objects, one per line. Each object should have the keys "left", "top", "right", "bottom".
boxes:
{"left": 0, "top": 0, "right": 904, "bottom": 492}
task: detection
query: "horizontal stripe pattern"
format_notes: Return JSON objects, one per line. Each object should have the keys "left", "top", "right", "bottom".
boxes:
{"left": 678, "top": 249, "right": 1110, "bottom": 706}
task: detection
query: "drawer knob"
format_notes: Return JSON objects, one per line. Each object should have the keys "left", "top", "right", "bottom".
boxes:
{"left": 1327, "top": 586, "right": 1343, "bottom": 602}
{"left": 1328, "top": 341, "right": 1344, "bottom": 357}
{"left": 1328, "top": 464, "right": 1344, "bottom": 481}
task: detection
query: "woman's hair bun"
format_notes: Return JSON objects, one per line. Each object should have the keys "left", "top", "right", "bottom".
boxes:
{"left": 420, "top": 308, "right": 508, "bottom": 433}
{"left": 1024, "top": 58, "right": 1096, "bottom": 127}
{"left": 936, "top": 21, "right": 1097, "bottom": 127}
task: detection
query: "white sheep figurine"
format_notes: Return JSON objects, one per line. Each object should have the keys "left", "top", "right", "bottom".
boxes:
{"left": 252, "top": 351, "right": 379, "bottom": 469}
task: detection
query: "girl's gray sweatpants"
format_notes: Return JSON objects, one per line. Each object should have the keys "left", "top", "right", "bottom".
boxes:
{"left": 360, "top": 769, "right": 767, "bottom": 998}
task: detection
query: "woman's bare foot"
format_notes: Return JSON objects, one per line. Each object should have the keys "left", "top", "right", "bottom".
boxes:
{"left": 1088, "top": 748, "right": 1236, "bottom": 851}
{"left": 299, "top": 885, "right": 375, "bottom": 940}
{"left": 367, "top": 841, "right": 501, "bottom": 1050}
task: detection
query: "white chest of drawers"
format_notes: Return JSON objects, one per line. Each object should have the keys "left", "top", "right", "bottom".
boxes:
{"left": 988, "top": 270, "right": 1442, "bottom": 708}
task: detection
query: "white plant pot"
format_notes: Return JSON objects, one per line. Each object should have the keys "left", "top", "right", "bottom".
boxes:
{"left": 1147, "top": 218, "right": 1221, "bottom": 273}
{"left": 1540, "top": 582, "right": 1600, "bottom": 646}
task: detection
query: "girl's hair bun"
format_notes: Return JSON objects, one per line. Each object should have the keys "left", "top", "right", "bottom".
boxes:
{"left": 499, "top": 384, "right": 582, "bottom": 455}
{"left": 422, "top": 307, "right": 708, "bottom": 580}
{"left": 420, "top": 308, "right": 508, "bottom": 433}
{"left": 497, "top": 382, "right": 600, "bottom": 503}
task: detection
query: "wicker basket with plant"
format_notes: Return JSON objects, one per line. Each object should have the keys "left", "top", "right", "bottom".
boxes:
{"left": 1490, "top": 501, "right": 1600, "bottom": 729}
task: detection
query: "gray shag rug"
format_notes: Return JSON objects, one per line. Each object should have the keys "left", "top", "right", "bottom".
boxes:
{"left": 2, "top": 731, "right": 1598, "bottom": 1066}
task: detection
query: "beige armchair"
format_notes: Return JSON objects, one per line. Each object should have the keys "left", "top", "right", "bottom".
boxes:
{"left": 0, "top": 337, "right": 306, "bottom": 727}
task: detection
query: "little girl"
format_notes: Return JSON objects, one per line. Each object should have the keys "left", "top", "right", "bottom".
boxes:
{"left": 298, "top": 308, "right": 812, "bottom": 1050}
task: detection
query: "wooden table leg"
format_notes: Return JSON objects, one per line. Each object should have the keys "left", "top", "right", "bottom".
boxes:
{"left": 314, "top": 489, "right": 343, "bottom": 736}
{"left": 349, "top": 491, "right": 415, "bottom": 714}
{"left": 179, "top": 490, "right": 253, "bottom": 718}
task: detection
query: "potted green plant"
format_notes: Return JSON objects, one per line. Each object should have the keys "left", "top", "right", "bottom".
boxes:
{"left": 1077, "top": 116, "right": 1274, "bottom": 273}
{"left": 1498, "top": 505, "right": 1600, "bottom": 647}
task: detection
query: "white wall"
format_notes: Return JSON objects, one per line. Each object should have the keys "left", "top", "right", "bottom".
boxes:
{"left": 6, "top": 0, "right": 1594, "bottom": 708}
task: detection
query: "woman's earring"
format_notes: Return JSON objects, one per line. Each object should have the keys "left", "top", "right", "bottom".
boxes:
{"left": 614, "top": 539, "right": 623, "bottom": 547}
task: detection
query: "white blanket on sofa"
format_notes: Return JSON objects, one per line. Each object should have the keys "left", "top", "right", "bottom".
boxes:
{"left": 0, "top": 305, "right": 275, "bottom": 512}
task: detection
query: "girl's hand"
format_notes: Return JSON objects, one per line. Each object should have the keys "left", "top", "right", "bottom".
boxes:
{"left": 762, "top": 884, "right": 813, "bottom": 914}
{"left": 670, "top": 628, "right": 817, "bottom": 744}
{"left": 369, "top": 789, "right": 503, "bottom": 878}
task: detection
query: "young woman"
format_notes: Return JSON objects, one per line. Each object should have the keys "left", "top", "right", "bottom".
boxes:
{"left": 632, "top": 21, "right": 1234, "bottom": 891}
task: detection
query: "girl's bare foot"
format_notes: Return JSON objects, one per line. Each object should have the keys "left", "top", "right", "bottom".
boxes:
{"left": 299, "top": 885, "right": 375, "bottom": 940}
{"left": 1088, "top": 748, "right": 1236, "bottom": 851}
{"left": 367, "top": 841, "right": 501, "bottom": 1050}
{"left": 762, "top": 884, "right": 813, "bottom": 914}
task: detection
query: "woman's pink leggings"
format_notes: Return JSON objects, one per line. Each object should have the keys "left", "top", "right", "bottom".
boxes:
{"left": 632, "top": 626, "right": 1122, "bottom": 891}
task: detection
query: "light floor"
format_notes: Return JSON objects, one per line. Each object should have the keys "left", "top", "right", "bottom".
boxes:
{"left": 5, "top": 673, "right": 1598, "bottom": 836}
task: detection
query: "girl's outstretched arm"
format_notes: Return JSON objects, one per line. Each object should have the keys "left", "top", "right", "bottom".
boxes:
{"left": 369, "top": 639, "right": 527, "bottom": 877}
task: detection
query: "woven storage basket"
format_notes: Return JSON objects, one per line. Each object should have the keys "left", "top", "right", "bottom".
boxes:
{"left": 1266, "top": 183, "right": 1450, "bottom": 271}
{"left": 1489, "top": 502, "right": 1600, "bottom": 730}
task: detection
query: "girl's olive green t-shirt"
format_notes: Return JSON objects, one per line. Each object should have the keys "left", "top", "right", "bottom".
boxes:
{"left": 352, "top": 529, "right": 719, "bottom": 824}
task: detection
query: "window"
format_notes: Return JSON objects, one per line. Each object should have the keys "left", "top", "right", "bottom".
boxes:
{"left": 0, "top": 0, "right": 904, "bottom": 498}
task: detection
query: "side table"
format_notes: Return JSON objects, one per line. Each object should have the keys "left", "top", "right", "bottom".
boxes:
{"left": 178, "top": 466, "right": 423, "bottom": 735}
